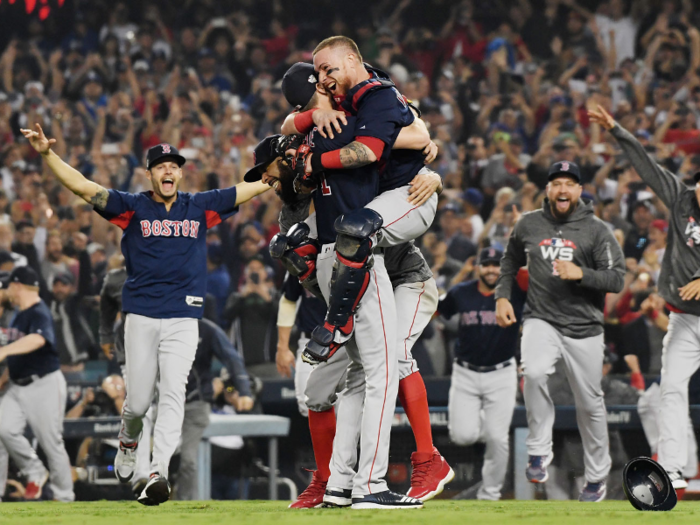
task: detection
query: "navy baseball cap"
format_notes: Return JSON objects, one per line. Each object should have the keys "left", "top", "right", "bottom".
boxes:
{"left": 548, "top": 160, "right": 581, "bottom": 183}
{"left": 0, "top": 271, "right": 10, "bottom": 289}
{"left": 478, "top": 247, "right": 503, "bottom": 265}
{"left": 463, "top": 188, "right": 484, "bottom": 208}
{"left": 244, "top": 135, "right": 283, "bottom": 182}
{"left": 9, "top": 265, "right": 40, "bottom": 287}
{"left": 282, "top": 62, "right": 318, "bottom": 109}
{"left": 146, "top": 143, "right": 186, "bottom": 170}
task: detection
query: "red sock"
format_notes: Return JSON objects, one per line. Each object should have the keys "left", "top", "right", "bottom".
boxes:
{"left": 308, "top": 407, "right": 336, "bottom": 480}
{"left": 398, "top": 372, "right": 433, "bottom": 454}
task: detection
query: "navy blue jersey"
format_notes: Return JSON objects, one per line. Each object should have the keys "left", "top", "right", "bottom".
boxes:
{"left": 307, "top": 118, "right": 379, "bottom": 244}
{"left": 339, "top": 71, "right": 422, "bottom": 192}
{"left": 438, "top": 280, "right": 527, "bottom": 367}
{"left": 282, "top": 274, "right": 326, "bottom": 333}
{"left": 96, "top": 188, "right": 239, "bottom": 319}
{"left": 6, "top": 300, "right": 59, "bottom": 381}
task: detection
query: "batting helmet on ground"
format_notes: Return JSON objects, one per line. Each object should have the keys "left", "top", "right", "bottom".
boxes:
{"left": 622, "top": 457, "right": 677, "bottom": 511}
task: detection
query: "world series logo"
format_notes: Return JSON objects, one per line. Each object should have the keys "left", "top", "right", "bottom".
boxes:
{"left": 539, "top": 237, "right": 577, "bottom": 275}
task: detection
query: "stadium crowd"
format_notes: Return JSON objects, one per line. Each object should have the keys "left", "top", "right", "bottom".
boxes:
{"left": 0, "top": 0, "right": 700, "bottom": 501}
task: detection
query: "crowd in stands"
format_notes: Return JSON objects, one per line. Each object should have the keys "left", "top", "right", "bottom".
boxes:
{"left": 0, "top": 0, "right": 697, "bottom": 387}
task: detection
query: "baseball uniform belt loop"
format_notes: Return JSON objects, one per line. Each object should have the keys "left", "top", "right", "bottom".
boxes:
{"left": 13, "top": 372, "right": 48, "bottom": 387}
{"left": 455, "top": 358, "right": 513, "bottom": 373}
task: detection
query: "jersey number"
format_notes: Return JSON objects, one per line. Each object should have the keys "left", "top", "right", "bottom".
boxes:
{"left": 320, "top": 175, "right": 332, "bottom": 196}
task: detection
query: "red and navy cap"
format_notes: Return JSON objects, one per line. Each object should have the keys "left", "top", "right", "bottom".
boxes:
{"left": 478, "top": 247, "right": 503, "bottom": 265}
{"left": 548, "top": 160, "right": 581, "bottom": 183}
{"left": 244, "top": 135, "right": 283, "bottom": 182}
{"left": 146, "top": 143, "right": 186, "bottom": 170}
{"left": 282, "top": 62, "right": 318, "bottom": 109}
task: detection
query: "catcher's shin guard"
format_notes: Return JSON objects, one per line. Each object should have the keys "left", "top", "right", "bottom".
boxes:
{"left": 269, "top": 222, "right": 323, "bottom": 298}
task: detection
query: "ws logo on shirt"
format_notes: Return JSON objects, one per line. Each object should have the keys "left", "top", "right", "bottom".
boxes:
{"left": 539, "top": 238, "right": 577, "bottom": 275}
{"left": 140, "top": 220, "right": 201, "bottom": 238}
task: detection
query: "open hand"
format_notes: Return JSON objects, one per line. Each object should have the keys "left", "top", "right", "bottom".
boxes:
{"left": 20, "top": 123, "right": 56, "bottom": 155}
{"left": 408, "top": 170, "right": 442, "bottom": 206}
{"left": 587, "top": 105, "right": 615, "bottom": 131}
{"left": 312, "top": 109, "right": 348, "bottom": 139}
{"left": 679, "top": 279, "right": 700, "bottom": 301}
{"left": 423, "top": 140, "right": 438, "bottom": 163}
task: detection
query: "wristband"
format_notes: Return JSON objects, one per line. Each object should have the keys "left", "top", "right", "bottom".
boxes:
{"left": 293, "top": 109, "right": 318, "bottom": 133}
{"left": 319, "top": 150, "right": 342, "bottom": 171}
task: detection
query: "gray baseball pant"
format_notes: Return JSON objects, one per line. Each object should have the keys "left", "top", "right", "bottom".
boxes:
{"left": 120, "top": 314, "right": 198, "bottom": 478}
{"left": 175, "top": 400, "right": 211, "bottom": 500}
{"left": 316, "top": 244, "right": 397, "bottom": 496}
{"left": 120, "top": 363, "right": 155, "bottom": 484}
{"left": 657, "top": 312, "right": 700, "bottom": 474}
{"left": 0, "top": 370, "right": 74, "bottom": 501}
{"left": 521, "top": 318, "right": 611, "bottom": 483}
{"left": 448, "top": 358, "right": 517, "bottom": 500}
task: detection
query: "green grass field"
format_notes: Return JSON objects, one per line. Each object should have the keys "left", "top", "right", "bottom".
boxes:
{"left": 1, "top": 500, "right": 699, "bottom": 525}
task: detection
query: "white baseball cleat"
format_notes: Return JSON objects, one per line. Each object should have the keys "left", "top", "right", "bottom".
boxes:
{"left": 668, "top": 471, "right": 688, "bottom": 490}
{"left": 114, "top": 441, "right": 138, "bottom": 483}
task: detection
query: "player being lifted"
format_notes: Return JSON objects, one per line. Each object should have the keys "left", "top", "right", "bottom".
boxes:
{"left": 21, "top": 124, "right": 269, "bottom": 506}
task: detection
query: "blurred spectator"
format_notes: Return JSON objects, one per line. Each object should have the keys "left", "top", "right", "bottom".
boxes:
{"left": 207, "top": 241, "right": 230, "bottom": 327}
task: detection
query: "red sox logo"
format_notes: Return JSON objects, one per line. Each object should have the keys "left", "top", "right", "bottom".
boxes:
{"left": 539, "top": 237, "right": 577, "bottom": 275}
{"left": 161, "top": 144, "right": 171, "bottom": 154}
{"left": 560, "top": 161, "right": 570, "bottom": 171}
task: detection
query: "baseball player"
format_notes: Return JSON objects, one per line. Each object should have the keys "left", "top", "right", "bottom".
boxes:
{"left": 495, "top": 160, "right": 625, "bottom": 502}
{"left": 589, "top": 105, "right": 700, "bottom": 489}
{"left": 0, "top": 266, "right": 74, "bottom": 502}
{"left": 21, "top": 124, "right": 269, "bottom": 505}
{"left": 281, "top": 37, "right": 439, "bottom": 364}
{"left": 439, "top": 248, "right": 527, "bottom": 500}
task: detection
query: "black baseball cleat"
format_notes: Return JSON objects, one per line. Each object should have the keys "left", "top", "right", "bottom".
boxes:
{"left": 351, "top": 490, "right": 423, "bottom": 509}
{"left": 323, "top": 487, "right": 353, "bottom": 507}
{"left": 137, "top": 473, "right": 171, "bottom": 506}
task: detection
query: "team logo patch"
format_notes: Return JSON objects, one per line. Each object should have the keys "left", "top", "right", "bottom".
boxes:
{"left": 560, "top": 161, "right": 570, "bottom": 171}
{"left": 308, "top": 74, "right": 316, "bottom": 83}
{"left": 686, "top": 217, "right": 700, "bottom": 247}
{"left": 161, "top": 144, "right": 171, "bottom": 154}
{"left": 539, "top": 238, "right": 577, "bottom": 275}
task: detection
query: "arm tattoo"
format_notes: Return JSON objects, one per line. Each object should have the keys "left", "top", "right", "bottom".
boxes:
{"left": 89, "top": 188, "right": 109, "bottom": 210}
{"left": 339, "top": 141, "right": 372, "bottom": 169}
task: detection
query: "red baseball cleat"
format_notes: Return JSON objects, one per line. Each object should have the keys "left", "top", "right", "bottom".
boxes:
{"left": 407, "top": 448, "right": 455, "bottom": 502}
{"left": 24, "top": 471, "right": 49, "bottom": 500}
{"left": 289, "top": 471, "right": 327, "bottom": 509}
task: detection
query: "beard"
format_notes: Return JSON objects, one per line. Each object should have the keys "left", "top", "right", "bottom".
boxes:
{"left": 549, "top": 198, "right": 578, "bottom": 220}
{"left": 479, "top": 274, "right": 498, "bottom": 290}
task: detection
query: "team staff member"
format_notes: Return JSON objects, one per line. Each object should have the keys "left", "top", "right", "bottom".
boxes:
{"left": 495, "top": 161, "right": 625, "bottom": 503}
{"left": 0, "top": 266, "right": 74, "bottom": 502}
{"left": 439, "top": 248, "right": 526, "bottom": 501}
{"left": 589, "top": 106, "right": 700, "bottom": 489}
{"left": 21, "top": 124, "right": 269, "bottom": 506}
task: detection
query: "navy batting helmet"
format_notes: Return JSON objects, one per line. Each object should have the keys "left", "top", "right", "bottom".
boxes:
{"left": 623, "top": 457, "right": 677, "bottom": 511}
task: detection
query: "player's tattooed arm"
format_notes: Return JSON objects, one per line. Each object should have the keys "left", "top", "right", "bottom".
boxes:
{"left": 89, "top": 187, "right": 110, "bottom": 210}
{"left": 339, "top": 141, "right": 375, "bottom": 168}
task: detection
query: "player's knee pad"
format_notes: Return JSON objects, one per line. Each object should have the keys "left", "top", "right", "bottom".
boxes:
{"left": 334, "top": 209, "right": 383, "bottom": 263}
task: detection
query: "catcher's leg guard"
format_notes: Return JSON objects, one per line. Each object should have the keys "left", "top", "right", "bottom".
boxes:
{"left": 269, "top": 222, "right": 323, "bottom": 298}
{"left": 303, "top": 209, "right": 383, "bottom": 364}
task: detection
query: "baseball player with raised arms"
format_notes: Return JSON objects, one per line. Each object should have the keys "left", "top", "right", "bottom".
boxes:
{"left": 439, "top": 248, "right": 527, "bottom": 500}
{"left": 21, "top": 124, "right": 269, "bottom": 505}
{"left": 255, "top": 62, "right": 449, "bottom": 508}
{"left": 280, "top": 37, "right": 439, "bottom": 364}
{"left": 495, "top": 160, "right": 625, "bottom": 502}
{"left": 589, "top": 106, "right": 700, "bottom": 489}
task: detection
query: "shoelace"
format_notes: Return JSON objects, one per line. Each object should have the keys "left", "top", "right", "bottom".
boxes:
{"left": 410, "top": 458, "right": 433, "bottom": 486}
{"left": 529, "top": 456, "right": 544, "bottom": 468}
{"left": 584, "top": 482, "right": 603, "bottom": 493}
{"left": 298, "top": 471, "right": 326, "bottom": 498}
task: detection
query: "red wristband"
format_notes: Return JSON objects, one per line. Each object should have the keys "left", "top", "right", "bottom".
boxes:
{"left": 321, "top": 150, "right": 343, "bottom": 170}
{"left": 293, "top": 109, "right": 317, "bottom": 133}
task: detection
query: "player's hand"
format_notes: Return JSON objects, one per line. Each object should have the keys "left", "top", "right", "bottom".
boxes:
{"left": 554, "top": 259, "right": 583, "bottom": 280}
{"left": 496, "top": 298, "right": 516, "bottom": 327}
{"left": 587, "top": 105, "right": 615, "bottom": 131}
{"left": 234, "top": 395, "right": 254, "bottom": 412}
{"left": 408, "top": 170, "right": 442, "bottom": 206}
{"left": 276, "top": 346, "right": 296, "bottom": 378}
{"left": 312, "top": 109, "right": 347, "bottom": 139}
{"left": 20, "top": 123, "right": 56, "bottom": 155}
{"left": 679, "top": 279, "right": 700, "bottom": 301}
{"left": 81, "top": 387, "right": 95, "bottom": 406}
{"left": 101, "top": 343, "right": 114, "bottom": 360}
{"left": 423, "top": 140, "right": 438, "bottom": 164}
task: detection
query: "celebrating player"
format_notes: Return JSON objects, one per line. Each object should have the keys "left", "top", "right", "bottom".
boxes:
{"left": 439, "top": 248, "right": 526, "bottom": 500}
{"left": 588, "top": 105, "right": 700, "bottom": 490}
{"left": 495, "top": 160, "right": 625, "bottom": 502}
{"left": 21, "top": 123, "right": 269, "bottom": 506}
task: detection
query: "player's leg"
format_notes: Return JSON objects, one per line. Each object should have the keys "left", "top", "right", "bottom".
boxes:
{"left": 150, "top": 318, "right": 198, "bottom": 478}
{"left": 304, "top": 209, "right": 383, "bottom": 362}
{"left": 448, "top": 362, "right": 483, "bottom": 446}
{"left": 521, "top": 319, "right": 564, "bottom": 482}
{"left": 21, "top": 371, "right": 74, "bottom": 501}
{"left": 477, "top": 360, "right": 518, "bottom": 500}
{"left": 0, "top": 384, "right": 48, "bottom": 495}
{"left": 0, "top": 440, "right": 7, "bottom": 501}
{"left": 395, "top": 278, "right": 453, "bottom": 500}
{"left": 658, "top": 313, "right": 700, "bottom": 483}
{"left": 365, "top": 172, "right": 438, "bottom": 248}
{"left": 294, "top": 332, "right": 314, "bottom": 417}
{"left": 326, "top": 342, "right": 365, "bottom": 506}
{"left": 560, "top": 332, "right": 610, "bottom": 500}
{"left": 132, "top": 404, "right": 155, "bottom": 493}
{"left": 683, "top": 415, "right": 698, "bottom": 479}
{"left": 175, "top": 400, "right": 210, "bottom": 500}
